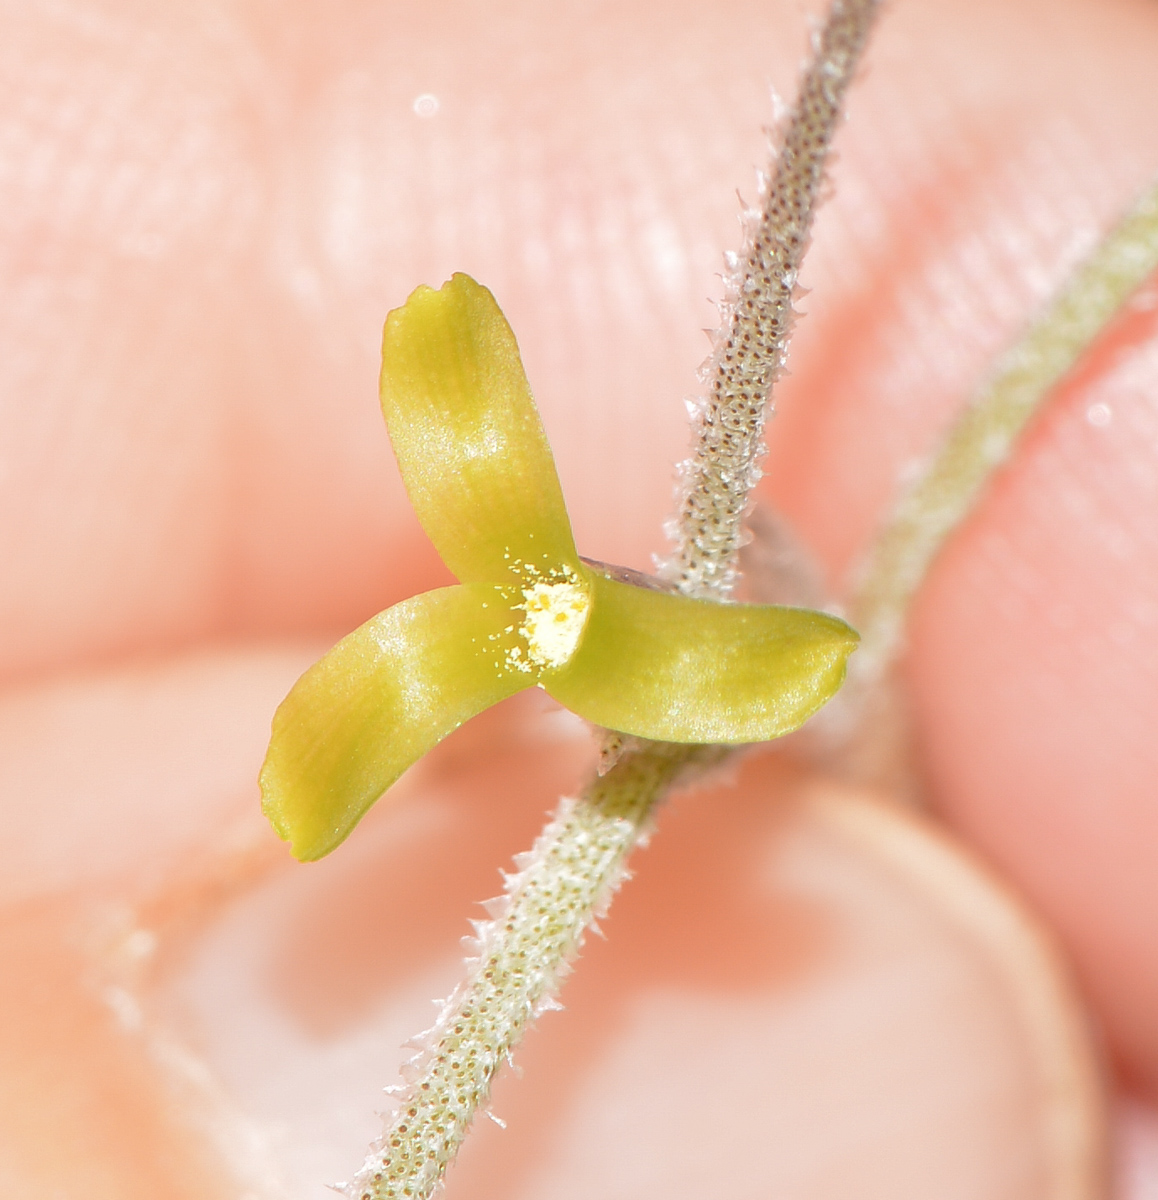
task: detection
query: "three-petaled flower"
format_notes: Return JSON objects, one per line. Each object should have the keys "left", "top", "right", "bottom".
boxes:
{"left": 260, "top": 274, "right": 858, "bottom": 860}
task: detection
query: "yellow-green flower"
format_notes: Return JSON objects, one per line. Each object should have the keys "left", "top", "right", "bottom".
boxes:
{"left": 260, "top": 274, "right": 857, "bottom": 860}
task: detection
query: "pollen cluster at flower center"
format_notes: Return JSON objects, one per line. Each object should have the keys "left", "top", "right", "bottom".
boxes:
{"left": 516, "top": 571, "right": 590, "bottom": 671}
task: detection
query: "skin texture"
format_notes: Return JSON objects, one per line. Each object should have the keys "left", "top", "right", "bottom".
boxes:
{"left": 2, "top": 0, "right": 1158, "bottom": 1190}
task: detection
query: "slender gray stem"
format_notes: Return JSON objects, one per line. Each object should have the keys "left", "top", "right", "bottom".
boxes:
{"left": 666, "top": 0, "right": 882, "bottom": 599}
{"left": 346, "top": 743, "right": 714, "bottom": 1200}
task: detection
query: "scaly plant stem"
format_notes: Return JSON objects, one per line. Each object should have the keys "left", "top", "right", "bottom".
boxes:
{"left": 669, "top": 0, "right": 882, "bottom": 599}
{"left": 347, "top": 743, "right": 716, "bottom": 1200}
{"left": 349, "top": 3, "right": 882, "bottom": 1196}
{"left": 348, "top": 744, "right": 720, "bottom": 1195}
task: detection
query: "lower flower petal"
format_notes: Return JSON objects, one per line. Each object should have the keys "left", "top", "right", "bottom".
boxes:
{"left": 261, "top": 583, "right": 533, "bottom": 860}
{"left": 544, "top": 573, "right": 858, "bottom": 744}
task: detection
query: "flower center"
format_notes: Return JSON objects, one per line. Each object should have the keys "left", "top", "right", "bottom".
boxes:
{"left": 517, "top": 573, "right": 590, "bottom": 671}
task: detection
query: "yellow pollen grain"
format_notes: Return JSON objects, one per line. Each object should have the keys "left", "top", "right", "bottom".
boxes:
{"left": 518, "top": 579, "right": 589, "bottom": 670}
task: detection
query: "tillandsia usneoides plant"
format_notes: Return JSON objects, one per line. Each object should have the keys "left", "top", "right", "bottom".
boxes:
{"left": 251, "top": 0, "right": 1158, "bottom": 1195}
{"left": 259, "top": 1, "right": 878, "bottom": 1197}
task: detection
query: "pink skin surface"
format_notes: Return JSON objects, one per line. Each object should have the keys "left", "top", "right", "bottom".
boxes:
{"left": 2, "top": 0, "right": 1158, "bottom": 1191}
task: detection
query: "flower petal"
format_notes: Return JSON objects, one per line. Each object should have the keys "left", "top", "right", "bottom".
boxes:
{"left": 380, "top": 273, "right": 580, "bottom": 584}
{"left": 544, "top": 573, "right": 858, "bottom": 743}
{"left": 261, "top": 583, "right": 537, "bottom": 860}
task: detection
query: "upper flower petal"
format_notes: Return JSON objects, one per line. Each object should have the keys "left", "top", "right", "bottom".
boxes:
{"left": 261, "top": 583, "right": 537, "bottom": 861}
{"left": 380, "top": 273, "right": 580, "bottom": 585}
{"left": 543, "top": 572, "right": 858, "bottom": 744}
